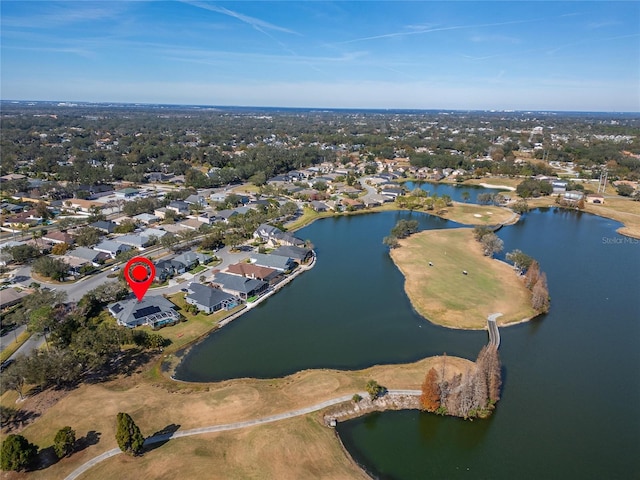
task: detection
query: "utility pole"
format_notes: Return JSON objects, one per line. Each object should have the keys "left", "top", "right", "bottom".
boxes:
{"left": 597, "top": 169, "right": 608, "bottom": 194}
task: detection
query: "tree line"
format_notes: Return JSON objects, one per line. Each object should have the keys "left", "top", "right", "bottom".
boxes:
{"left": 421, "top": 346, "right": 502, "bottom": 419}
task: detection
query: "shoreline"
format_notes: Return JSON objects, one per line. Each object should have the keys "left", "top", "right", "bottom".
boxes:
{"left": 166, "top": 251, "right": 317, "bottom": 380}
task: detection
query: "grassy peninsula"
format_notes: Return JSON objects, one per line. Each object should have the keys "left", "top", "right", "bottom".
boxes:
{"left": 2, "top": 356, "right": 472, "bottom": 480}
{"left": 390, "top": 228, "right": 536, "bottom": 329}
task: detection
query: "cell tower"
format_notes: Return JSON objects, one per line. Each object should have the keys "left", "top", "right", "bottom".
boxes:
{"left": 597, "top": 169, "right": 608, "bottom": 193}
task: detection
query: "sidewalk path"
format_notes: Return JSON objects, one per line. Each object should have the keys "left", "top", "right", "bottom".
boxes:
{"left": 64, "top": 389, "right": 420, "bottom": 480}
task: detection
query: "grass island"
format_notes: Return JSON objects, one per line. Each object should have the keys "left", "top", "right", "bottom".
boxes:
{"left": 390, "top": 228, "right": 537, "bottom": 329}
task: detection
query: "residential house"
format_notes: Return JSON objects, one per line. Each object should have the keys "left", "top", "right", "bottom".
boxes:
{"left": 108, "top": 296, "right": 180, "bottom": 329}
{"left": 196, "top": 211, "right": 218, "bottom": 225}
{"left": 67, "top": 246, "right": 109, "bottom": 266}
{"left": 117, "top": 234, "right": 153, "bottom": 250}
{"left": 43, "top": 231, "right": 75, "bottom": 245}
{"left": 250, "top": 252, "right": 296, "bottom": 272}
{"left": 173, "top": 251, "right": 211, "bottom": 271}
{"left": 184, "top": 194, "right": 207, "bottom": 207}
{"left": 154, "top": 207, "right": 168, "bottom": 219}
{"left": 0, "top": 288, "right": 29, "bottom": 310}
{"left": 179, "top": 218, "right": 205, "bottom": 231}
{"left": 310, "top": 201, "right": 329, "bottom": 212}
{"left": 155, "top": 259, "right": 186, "bottom": 281}
{"left": 253, "top": 224, "right": 283, "bottom": 242}
{"left": 208, "top": 209, "right": 235, "bottom": 224}
{"left": 185, "top": 283, "right": 240, "bottom": 314}
{"left": 143, "top": 227, "right": 168, "bottom": 239}
{"left": 114, "top": 187, "right": 139, "bottom": 198}
{"left": 167, "top": 201, "right": 190, "bottom": 215}
{"left": 269, "top": 232, "right": 305, "bottom": 248}
{"left": 58, "top": 255, "right": 91, "bottom": 275}
{"left": 340, "top": 198, "right": 364, "bottom": 210}
{"left": 90, "top": 220, "right": 117, "bottom": 234}
{"left": 272, "top": 245, "right": 313, "bottom": 264}
{"left": 226, "top": 262, "right": 280, "bottom": 282}
{"left": 211, "top": 272, "right": 268, "bottom": 300}
{"left": 133, "top": 213, "right": 159, "bottom": 224}
{"left": 63, "top": 199, "right": 103, "bottom": 213}
{"left": 94, "top": 240, "right": 131, "bottom": 258}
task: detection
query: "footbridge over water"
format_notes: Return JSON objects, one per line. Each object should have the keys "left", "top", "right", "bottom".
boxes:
{"left": 487, "top": 313, "right": 502, "bottom": 348}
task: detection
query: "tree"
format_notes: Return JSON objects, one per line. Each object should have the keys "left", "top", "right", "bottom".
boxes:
{"left": 115, "top": 412, "right": 145, "bottom": 455}
{"left": 51, "top": 243, "right": 70, "bottom": 255}
{"left": 506, "top": 249, "right": 533, "bottom": 274}
{"left": 511, "top": 199, "right": 530, "bottom": 214}
{"left": 531, "top": 272, "right": 551, "bottom": 313}
{"left": 32, "top": 256, "right": 69, "bottom": 281}
{"left": 390, "top": 219, "right": 419, "bottom": 239}
{"left": 420, "top": 368, "right": 440, "bottom": 411}
{"left": 75, "top": 227, "right": 101, "bottom": 247}
{"left": 524, "top": 260, "right": 540, "bottom": 290}
{"left": 473, "top": 225, "right": 492, "bottom": 241}
{"left": 477, "top": 192, "right": 494, "bottom": 205}
{"left": 114, "top": 219, "right": 136, "bottom": 234}
{"left": 2, "top": 362, "right": 27, "bottom": 400}
{"left": 365, "top": 379, "right": 386, "bottom": 400}
{"left": 480, "top": 233, "right": 504, "bottom": 257}
{"left": 616, "top": 183, "right": 634, "bottom": 197}
{"left": 5, "top": 244, "right": 41, "bottom": 263}
{"left": 54, "top": 426, "right": 76, "bottom": 459}
{"left": 0, "top": 434, "right": 37, "bottom": 471}
{"left": 461, "top": 191, "right": 470, "bottom": 203}
{"left": 383, "top": 235, "right": 399, "bottom": 248}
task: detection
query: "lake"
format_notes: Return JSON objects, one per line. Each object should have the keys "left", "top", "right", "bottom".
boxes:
{"left": 175, "top": 206, "right": 640, "bottom": 479}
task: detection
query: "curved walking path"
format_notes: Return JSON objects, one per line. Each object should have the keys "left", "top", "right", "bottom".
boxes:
{"left": 64, "top": 389, "right": 420, "bottom": 480}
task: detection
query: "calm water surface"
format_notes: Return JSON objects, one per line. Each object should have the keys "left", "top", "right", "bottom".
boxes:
{"left": 337, "top": 209, "right": 640, "bottom": 479}
{"left": 176, "top": 207, "right": 640, "bottom": 479}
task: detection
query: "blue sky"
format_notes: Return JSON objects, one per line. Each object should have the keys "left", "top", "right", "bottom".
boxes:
{"left": 2, "top": 1, "right": 639, "bottom": 111}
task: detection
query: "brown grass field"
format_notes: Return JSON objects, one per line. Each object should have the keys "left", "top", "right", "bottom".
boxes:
{"left": 1, "top": 356, "right": 473, "bottom": 480}
{"left": 435, "top": 203, "right": 517, "bottom": 226}
{"left": 390, "top": 228, "right": 537, "bottom": 329}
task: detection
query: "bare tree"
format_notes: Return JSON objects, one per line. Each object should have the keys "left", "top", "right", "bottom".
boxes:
{"left": 480, "top": 233, "right": 504, "bottom": 257}
{"left": 531, "top": 272, "right": 550, "bottom": 313}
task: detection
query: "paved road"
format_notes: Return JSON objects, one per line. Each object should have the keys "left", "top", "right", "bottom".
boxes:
{"left": 64, "top": 389, "right": 421, "bottom": 480}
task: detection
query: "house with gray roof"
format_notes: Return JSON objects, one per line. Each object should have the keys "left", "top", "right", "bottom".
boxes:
{"left": 155, "top": 259, "right": 186, "bottom": 281}
{"left": 185, "top": 283, "right": 240, "bottom": 314}
{"left": 143, "top": 227, "right": 168, "bottom": 239}
{"left": 133, "top": 213, "right": 159, "bottom": 224}
{"left": 214, "top": 209, "right": 238, "bottom": 223}
{"left": 94, "top": 240, "right": 131, "bottom": 258}
{"left": 211, "top": 272, "right": 268, "bottom": 300}
{"left": 68, "top": 246, "right": 109, "bottom": 266}
{"left": 250, "top": 253, "right": 295, "bottom": 272}
{"left": 272, "top": 232, "right": 305, "bottom": 247}
{"left": 167, "top": 200, "right": 190, "bottom": 215}
{"left": 272, "top": 245, "right": 313, "bottom": 263}
{"left": 253, "top": 223, "right": 283, "bottom": 242}
{"left": 117, "top": 234, "right": 153, "bottom": 249}
{"left": 173, "top": 251, "right": 212, "bottom": 270}
{"left": 107, "top": 295, "right": 180, "bottom": 329}
{"left": 90, "top": 220, "right": 117, "bottom": 234}
{"left": 185, "top": 194, "right": 207, "bottom": 206}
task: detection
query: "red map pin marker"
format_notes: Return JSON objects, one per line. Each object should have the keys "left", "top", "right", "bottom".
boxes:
{"left": 124, "top": 256, "right": 155, "bottom": 301}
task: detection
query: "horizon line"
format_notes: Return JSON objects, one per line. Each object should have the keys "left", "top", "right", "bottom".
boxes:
{"left": 2, "top": 99, "right": 639, "bottom": 115}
